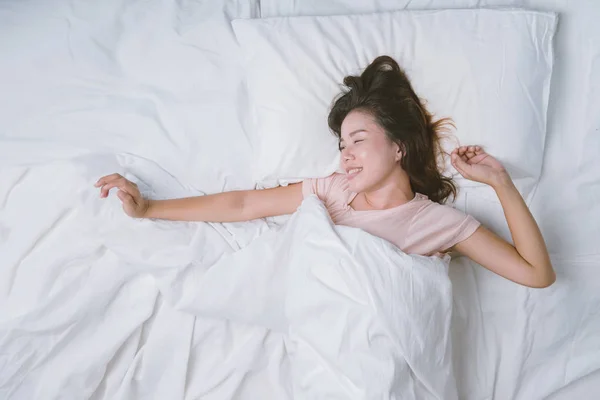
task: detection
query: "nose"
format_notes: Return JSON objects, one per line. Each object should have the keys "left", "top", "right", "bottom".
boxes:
{"left": 341, "top": 147, "right": 354, "bottom": 162}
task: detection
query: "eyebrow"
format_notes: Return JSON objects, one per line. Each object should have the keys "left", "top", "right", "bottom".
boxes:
{"left": 339, "top": 129, "right": 367, "bottom": 142}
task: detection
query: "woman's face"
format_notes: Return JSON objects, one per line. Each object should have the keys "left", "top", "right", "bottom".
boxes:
{"left": 339, "top": 110, "right": 402, "bottom": 193}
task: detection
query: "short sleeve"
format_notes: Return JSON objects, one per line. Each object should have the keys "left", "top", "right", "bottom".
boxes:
{"left": 302, "top": 173, "right": 349, "bottom": 207}
{"left": 406, "top": 203, "right": 481, "bottom": 254}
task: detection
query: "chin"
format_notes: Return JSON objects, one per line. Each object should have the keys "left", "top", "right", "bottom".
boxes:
{"left": 346, "top": 177, "right": 366, "bottom": 193}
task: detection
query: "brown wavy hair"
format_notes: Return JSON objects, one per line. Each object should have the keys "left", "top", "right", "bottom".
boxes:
{"left": 328, "top": 55, "right": 457, "bottom": 204}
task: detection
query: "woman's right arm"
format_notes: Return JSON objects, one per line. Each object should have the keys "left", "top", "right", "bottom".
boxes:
{"left": 94, "top": 173, "right": 304, "bottom": 222}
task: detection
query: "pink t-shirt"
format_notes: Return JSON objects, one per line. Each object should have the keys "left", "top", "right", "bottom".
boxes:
{"left": 302, "top": 173, "right": 481, "bottom": 256}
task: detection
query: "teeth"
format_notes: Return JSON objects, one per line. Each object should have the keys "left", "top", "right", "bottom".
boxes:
{"left": 348, "top": 168, "right": 362, "bottom": 174}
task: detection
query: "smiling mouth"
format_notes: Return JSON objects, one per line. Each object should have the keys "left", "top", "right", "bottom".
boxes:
{"left": 347, "top": 167, "right": 363, "bottom": 179}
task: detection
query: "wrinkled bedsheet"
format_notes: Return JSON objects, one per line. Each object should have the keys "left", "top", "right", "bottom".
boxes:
{"left": 1, "top": 155, "right": 454, "bottom": 399}
{"left": 1, "top": 0, "right": 600, "bottom": 399}
{"left": 151, "top": 195, "right": 457, "bottom": 399}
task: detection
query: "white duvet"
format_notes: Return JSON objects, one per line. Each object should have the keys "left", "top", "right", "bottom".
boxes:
{"left": 1, "top": 154, "right": 455, "bottom": 399}
{"left": 151, "top": 195, "right": 456, "bottom": 399}
{"left": 0, "top": 154, "right": 275, "bottom": 400}
{"left": 2, "top": 0, "right": 600, "bottom": 399}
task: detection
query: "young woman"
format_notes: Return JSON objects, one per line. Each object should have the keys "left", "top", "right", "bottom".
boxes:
{"left": 95, "top": 56, "right": 555, "bottom": 288}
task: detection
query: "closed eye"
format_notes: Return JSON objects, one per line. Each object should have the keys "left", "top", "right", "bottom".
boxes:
{"left": 339, "top": 139, "right": 364, "bottom": 151}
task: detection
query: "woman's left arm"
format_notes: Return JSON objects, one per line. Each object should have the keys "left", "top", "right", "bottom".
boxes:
{"left": 450, "top": 146, "right": 555, "bottom": 288}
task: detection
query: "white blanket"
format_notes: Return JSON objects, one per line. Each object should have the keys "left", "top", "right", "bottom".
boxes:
{"left": 148, "top": 196, "right": 457, "bottom": 399}
{"left": 1, "top": 154, "right": 455, "bottom": 399}
{"left": 0, "top": 154, "right": 279, "bottom": 400}
{"left": 3, "top": 0, "right": 600, "bottom": 398}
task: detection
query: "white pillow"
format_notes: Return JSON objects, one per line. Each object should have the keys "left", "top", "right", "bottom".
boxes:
{"left": 233, "top": 9, "right": 556, "bottom": 192}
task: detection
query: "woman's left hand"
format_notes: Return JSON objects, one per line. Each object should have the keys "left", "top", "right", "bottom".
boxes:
{"left": 451, "top": 145, "right": 510, "bottom": 187}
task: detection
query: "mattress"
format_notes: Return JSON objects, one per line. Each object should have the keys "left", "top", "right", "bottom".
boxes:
{"left": 1, "top": 0, "right": 599, "bottom": 399}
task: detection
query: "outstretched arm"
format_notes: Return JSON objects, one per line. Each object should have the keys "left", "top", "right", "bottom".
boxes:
{"left": 94, "top": 173, "right": 304, "bottom": 222}
{"left": 450, "top": 146, "right": 555, "bottom": 288}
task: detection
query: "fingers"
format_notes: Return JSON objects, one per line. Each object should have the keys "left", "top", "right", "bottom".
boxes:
{"left": 100, "top": 181, "right": 129, "bottom": 198}
{"left": 458, "top": 146, "right": 475, "bottom": 159}
{"left": 454, "top": 145, "right": 484, "bottom": 161}
{"left": 95, "top": 173, "right": 140, "bottom": 199}
{"left": 451, "top": 150, "right": 471, "bottom": 177}
{"left": 94, "top": 173, "right": 122, "bottom": 187}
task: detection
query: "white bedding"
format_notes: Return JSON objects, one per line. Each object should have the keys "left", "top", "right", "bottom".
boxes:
{"left": 235, "top": 9, "right": 556, "bottom": 196}
{"left": 1, "top": 0, "right": 599, "bottom": 399}
{"left": 150, "top": 195, "right": 457, "bottom": 399}
{"left": 0, "top": 155, "right": 454, "bottom": 400}
{"left": 0, "top": 154, "right": 281, "bottom": 399}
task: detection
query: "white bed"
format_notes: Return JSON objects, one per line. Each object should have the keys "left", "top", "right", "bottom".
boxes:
{"left": 1, "top": 0, "right": 599, "bottom": 399}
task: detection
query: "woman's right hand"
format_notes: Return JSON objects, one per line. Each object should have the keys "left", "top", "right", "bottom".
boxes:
{"left": 94, "top": 173, "right": 150, "bottom": 218}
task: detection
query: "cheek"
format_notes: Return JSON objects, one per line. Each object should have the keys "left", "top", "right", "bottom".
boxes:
{"left": 355, "top": 145, "right": 373, "bottom": 161}
{"left": 357, "top": 143, "right": 392, "bottom": 168}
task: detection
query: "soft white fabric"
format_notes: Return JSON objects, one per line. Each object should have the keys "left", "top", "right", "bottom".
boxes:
{"left": 152, "top": 195, "right": 457, "bottom": 399}
{"left": 3, "top": 151, "right": 600, "bottom": 400}
{"left": 0, "top": 153, "right": 455, "bottom": 399}
{"left": 0, "top": 0, "right": 259, "bottom": 193}
{"left": 233, "top": 9, "right": 556, "bottom": 197}
{"left": 2, "top": 0, "right": 600, "bottom": 399}
{"left": 0, "top": 154, "right": 278, "bottom": 400}
{"left": 258, "top": 0, "right": 525, "bottom": 18}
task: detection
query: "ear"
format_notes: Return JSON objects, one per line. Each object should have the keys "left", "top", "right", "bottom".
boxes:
{"left": 394, "top": 142, "right": 404, "bottom": 162}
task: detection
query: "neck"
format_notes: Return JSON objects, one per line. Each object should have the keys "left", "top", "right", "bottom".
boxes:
{"left": 362, "top": 168, "right": 415, "bottom": 210}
